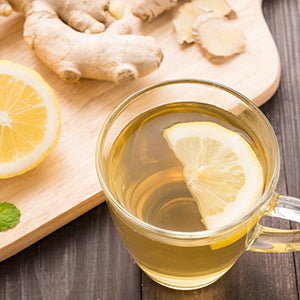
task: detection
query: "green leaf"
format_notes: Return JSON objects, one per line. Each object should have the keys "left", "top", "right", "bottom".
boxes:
{"left": 0, "top": 202, "right": 20, "bottom": 231}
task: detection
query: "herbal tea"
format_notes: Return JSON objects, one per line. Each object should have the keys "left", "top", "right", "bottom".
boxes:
{"left": 105, "top": 102, "right": 266, "bottom": 288}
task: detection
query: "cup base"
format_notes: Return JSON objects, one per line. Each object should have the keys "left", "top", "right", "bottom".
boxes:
{"left": 142, "top": 265, "right": 233, "bottom": 290}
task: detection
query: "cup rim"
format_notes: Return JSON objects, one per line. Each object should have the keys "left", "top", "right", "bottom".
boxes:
{"left": 95, "top": 78, "right": 280, "bottom": 240}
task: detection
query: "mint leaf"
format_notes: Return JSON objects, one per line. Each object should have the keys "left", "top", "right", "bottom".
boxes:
{"left": 0, "top": 202, "right": 20, "bottom": 231}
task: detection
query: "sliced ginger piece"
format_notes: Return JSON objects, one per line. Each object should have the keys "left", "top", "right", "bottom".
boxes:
{"left": 192, "top": 13, "right": 246, "bottom": 63}
{"left": 193, "top": 0, "right": 237, "bottom": 20}
{"left": 172, "top": 2, "right": 206, "bottom": 44}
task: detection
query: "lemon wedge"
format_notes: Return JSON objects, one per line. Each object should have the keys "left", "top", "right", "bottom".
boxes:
{"left": 0, "top": 60, "right": 61, "bottom": 178}
{"left": 163, "top": 121, "right": 263, "bottom": 229}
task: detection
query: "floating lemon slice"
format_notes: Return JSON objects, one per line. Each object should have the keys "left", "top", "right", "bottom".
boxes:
{"left": 0, "top": 60, "right": 61, "bottom": 178}
{"left": 163, "top": 121, "right": 263, "bottom": 230}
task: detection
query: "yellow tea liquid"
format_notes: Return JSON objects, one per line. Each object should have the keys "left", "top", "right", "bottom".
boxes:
{"left": 106, "top": 102, "right": 266, "bottom": 289}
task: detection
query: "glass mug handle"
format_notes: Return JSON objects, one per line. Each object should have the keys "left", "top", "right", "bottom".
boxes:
{"left": 250, "top": 194, "right": 300, "bottom": 252}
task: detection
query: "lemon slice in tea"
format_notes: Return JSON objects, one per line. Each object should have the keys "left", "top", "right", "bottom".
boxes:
{"left": 163, "top": 121, "right": 263, "bottom": 229}
{"left": 0, "top": 60, "right": 61, "bottom": 178}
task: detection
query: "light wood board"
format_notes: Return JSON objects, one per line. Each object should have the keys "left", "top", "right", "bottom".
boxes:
{"left": 0, "top": 0, "right": 280, "bottom": 262}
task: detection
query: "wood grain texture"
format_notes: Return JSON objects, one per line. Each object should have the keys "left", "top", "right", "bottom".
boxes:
{"left": 0, "top": 0, "right": 299, "bottom": 300}
{"left": 0, "top": 0, "right": 281, "bottom": 262}
{"left": 0, "top": 204, "right": 141, "bottom": 300}
{"left": 276, "top": 0, "right": 300, "bottom": 296}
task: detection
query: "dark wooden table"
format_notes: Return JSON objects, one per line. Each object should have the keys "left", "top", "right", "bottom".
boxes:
{"left": 1, "top": 1, "right": 299, "bottom": 299}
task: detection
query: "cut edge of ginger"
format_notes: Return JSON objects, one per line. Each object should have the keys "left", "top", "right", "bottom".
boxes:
{"left": 192, "top": 13, "right": 247, "bottom": 64}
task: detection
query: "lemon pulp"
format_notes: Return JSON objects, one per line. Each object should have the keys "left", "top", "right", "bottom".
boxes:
{"left": 164, "top": 121, "right": 264, "bottom": 229}
{"left": 0, "top": 60, "right": 61, "bottom": 178}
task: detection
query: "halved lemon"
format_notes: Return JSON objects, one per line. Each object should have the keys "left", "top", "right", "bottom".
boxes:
{"left": 163, "top": 121, "right": 263, "bottom": 230}
{"left": 0, "top": 60, "right": 61, "bottom": 178}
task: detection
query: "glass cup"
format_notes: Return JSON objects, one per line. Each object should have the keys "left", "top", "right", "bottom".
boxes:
{"left": 95, "top": 79, "right": 300, "bottom": 290}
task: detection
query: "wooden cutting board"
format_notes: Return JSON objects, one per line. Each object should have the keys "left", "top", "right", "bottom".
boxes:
{"left": 0, "top": 0, "right": 280, "bottom": 262}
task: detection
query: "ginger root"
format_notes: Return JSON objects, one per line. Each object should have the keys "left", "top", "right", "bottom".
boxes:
{"left": 0, "top": 0, "right": 163, "bottom": 83}
{"left": 192, "top": 13, "right": 246, "bottom": 63}
{"left": 132, "top": 0, "right": 177, "bottom": 21}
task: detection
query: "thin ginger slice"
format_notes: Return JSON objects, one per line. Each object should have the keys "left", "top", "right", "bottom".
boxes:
{"left": 192, "top": 13, "right": 246, "bottom": 63}
{"left": 193, "top": 0, "right": 237, "bottom": 20}
{"left": 172, "top": 2, "right": 207, "bottom": 44}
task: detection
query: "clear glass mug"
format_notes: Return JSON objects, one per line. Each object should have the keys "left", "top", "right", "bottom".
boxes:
{"left": 95, "top": 79, "right": 300, "bottom": 290}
